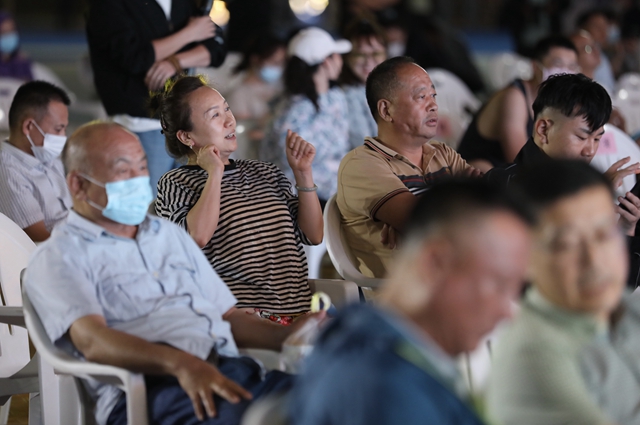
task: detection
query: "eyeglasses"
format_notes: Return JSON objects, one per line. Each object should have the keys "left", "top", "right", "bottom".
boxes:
{"left": 350, "top": 51, "right": 386, "bottom": 64}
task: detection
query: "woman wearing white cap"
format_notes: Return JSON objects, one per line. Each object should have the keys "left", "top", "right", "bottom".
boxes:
{"left": 261, "top": 27, "right": 352, "bottom": 207}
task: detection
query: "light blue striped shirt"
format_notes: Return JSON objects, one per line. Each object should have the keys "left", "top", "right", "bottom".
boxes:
{"left": 24, "top": 211, "right": 238, "bottom": 425}
{"left": 0, "top": 140, "right": 70, "bottom": 231}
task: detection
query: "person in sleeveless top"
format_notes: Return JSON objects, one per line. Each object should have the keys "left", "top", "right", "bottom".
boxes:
{"left": 151, "top": 75, "right": 323, "bottom": 322}
{"left": 458, "top": 36, "right": 579, "bottom": 171}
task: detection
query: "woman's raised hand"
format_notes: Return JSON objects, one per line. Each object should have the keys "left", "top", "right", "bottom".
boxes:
{"left": 285, "top": 130, "right": 315, "bottom": 174}
{"left": 196, "top": 144, "right": 225, "bottom": 177}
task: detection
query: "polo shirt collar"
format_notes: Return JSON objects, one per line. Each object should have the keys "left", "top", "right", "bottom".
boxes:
{"left": 1, "top": 140, "right": 41, "bottom": 169}
{"left": 364, "top": 137, "right": 438, "bottom": 169}
{"left": 66, "top": 210, "right": 160, "bottom": 241}
{"left": 526, "top": 287, "right": 608, "bottom": 337}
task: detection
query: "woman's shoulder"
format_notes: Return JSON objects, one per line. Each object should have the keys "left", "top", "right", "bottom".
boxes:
{"left": 159, "top": 165, "right": 206, "bottom": 186}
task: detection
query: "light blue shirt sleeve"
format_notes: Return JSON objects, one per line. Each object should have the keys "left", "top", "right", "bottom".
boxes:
{"left": 24, "top": 239, "right": 104, "bottom": 344}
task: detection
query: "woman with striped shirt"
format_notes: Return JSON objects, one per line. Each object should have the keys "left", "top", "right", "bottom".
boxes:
{"left": 151, "top": 75, "right": 323, "bottom": 322}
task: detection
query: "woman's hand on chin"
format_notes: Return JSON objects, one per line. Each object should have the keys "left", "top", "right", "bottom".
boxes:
{"left": 285, "top": 129, "right": 315, "bottom": 175}
{"left": 196, "top": 144, "right": 225, "bottom": 177}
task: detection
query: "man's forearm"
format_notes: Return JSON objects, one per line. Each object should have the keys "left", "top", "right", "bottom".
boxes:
{"left": 175, "top": 45, "right": 212, "bottom": 69}
{"left": 70, "top": 315, "right": 194, "bottom": 376}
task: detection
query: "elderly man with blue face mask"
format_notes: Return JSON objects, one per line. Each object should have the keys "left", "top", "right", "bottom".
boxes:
{"left": 0, "top": 80, "right": 71, "bottom": 242}
{"left": 23, "top": 121, "right": 324, "bottom": 425}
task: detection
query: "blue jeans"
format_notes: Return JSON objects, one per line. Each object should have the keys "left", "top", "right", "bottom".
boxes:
{"left": 107, "top": 356, "right": 292, "bottom": 425}
{"left": 135, "top": 130, "right": 176, "bottom": 197}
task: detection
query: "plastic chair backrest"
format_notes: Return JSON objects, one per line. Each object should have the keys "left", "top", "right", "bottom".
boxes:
{"left": 0, "top": 78, "right": 22, "bottom": 131}
{"left": 481, "top": 52, "right": 533, "bottom": 93}
{"left": 0, "top": 213, "right": 36, "bottom": 377}
{"left": 23, "top": 288, "right": 148, "bottom": 425}
{"left": 613, "top": 73, "right": 640, "bottom": 136}
{"left": 323, "top": 195, "right": 382, "bottom": 287}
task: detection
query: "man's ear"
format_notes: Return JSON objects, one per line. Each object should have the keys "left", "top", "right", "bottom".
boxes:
{"left": 418, "top": 237, "right": 455, "bottom": 286}
{"left": 377, "top": 99, "right": 393, "bottom": 123}
{"left": 67, "top": 171, "right": 88, "bottom": 201}
{"left": 21, "top": 116, "right": 34, "bottom": 138}
{"left": 535, "top": 118, "right": 552, "bottom": 145}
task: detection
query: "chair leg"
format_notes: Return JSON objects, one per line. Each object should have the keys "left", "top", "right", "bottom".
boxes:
{"left": 0, "top": 397, "right": 11, "bottom": 425}
{"left": 28, "top": 393, "right": 41, "bottom": 425}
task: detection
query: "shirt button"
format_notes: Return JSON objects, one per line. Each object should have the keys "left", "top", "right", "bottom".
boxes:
{"left": 152, "top": 272, "right": 159, "bottom": 278}
{"left": 195, "top": 309, "right": 202, "bottom": 314}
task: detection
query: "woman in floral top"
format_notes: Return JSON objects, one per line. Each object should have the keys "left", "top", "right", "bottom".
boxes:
{"left": 261, "top": 27, "right": 352, "bottom": 206}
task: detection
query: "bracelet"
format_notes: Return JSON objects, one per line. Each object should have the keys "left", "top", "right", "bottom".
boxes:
{"left": 296, "top": 184, "right": 318, "bottom": 192}
{"left": 167, "top": 55, "right": 182, "bottom": 73}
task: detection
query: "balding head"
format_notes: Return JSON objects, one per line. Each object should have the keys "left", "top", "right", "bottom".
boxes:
{"left": 62, "top": 122, "right": 138, "bottom": 176}
{"left": 64, "top": 122, "right": 148, "bottom": 226}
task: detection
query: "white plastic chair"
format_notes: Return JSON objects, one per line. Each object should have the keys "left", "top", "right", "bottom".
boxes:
{"left": 323, "top": 195, "right": 384, "bottom": 288}
{"left": 475, "top": 52, "right": 533, "bottom": 93}
{"left": 302, "top": 241, "right": 326, "bottom": 280}
{"left": 0, "top": 212, "right": 39, "bottom": 424}
{"left": 426, "top": 68, "right": 481, "bottom": 150}
{"left": 613, "top": 73, "right": 640, "bottom": 137}
{"left": 195, "top": 52, "right": 244, "bottom": 97}
{"left": 22, "top": 289, "right": 148, "bottom": 425}
{"left": 590, "top": 123, "right": 640, "bottom": 199}
{"left": 0, "top": 78, "right": 22, "bottom": 134}
{"left": 241, "top": 393, "right": 288, "bottom": 425}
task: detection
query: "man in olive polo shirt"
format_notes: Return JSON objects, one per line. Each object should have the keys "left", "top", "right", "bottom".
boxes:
{"left": 337, "top": 56, "right": 480, "bottom": 278}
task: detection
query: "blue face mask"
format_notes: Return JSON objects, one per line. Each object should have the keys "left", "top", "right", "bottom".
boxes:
{"left": 81, "top": 174, "right": 153, "bottom": 226}
{"left": 0, "top": 32, "right": 19, "bottom": 54}
{"left": 259, "top": 65, "right": 283, "bottom": 84}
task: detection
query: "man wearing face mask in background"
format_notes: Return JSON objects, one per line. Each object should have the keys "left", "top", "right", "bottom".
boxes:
{"left": 457, "top": 36, "right": 579, "bottom": 172}
{"left": 0, "top": 80, "right": 71, "bottom": 242}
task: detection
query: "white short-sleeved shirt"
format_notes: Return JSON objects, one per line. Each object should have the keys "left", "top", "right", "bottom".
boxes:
{"left": 0, "top": 141, "right": 71, "bottom": 231}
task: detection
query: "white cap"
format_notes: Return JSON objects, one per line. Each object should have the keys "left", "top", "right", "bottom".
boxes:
{"left": 287, "top": 27, "right": 352, "bottom": 66}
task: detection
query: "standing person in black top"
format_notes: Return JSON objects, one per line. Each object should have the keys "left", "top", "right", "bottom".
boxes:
{"left": 86, "top": 0, "right": 226, "bottom": 196}
{"left": 458, "top": 36, "right": 579, "bottom": 172}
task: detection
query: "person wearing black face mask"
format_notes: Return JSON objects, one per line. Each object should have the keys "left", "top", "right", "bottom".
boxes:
{"left": 0, "top": 80, "right": 71, "bottom": 242}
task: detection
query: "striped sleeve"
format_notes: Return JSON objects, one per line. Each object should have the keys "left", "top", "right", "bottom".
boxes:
{"left": 0, "top": 166, "right": 44, "bottom": 229}
{"left": 156, "top": 169, "right": 201, "bottom": 230}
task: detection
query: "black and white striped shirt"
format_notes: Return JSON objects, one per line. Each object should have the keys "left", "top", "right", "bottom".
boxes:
{"left": 156, "top": 159, "right": 312, "bottom": 314}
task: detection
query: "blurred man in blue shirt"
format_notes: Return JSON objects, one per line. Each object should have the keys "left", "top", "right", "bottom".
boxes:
{"left": 289, "top": 179, "right": 534, "bottom": 425}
